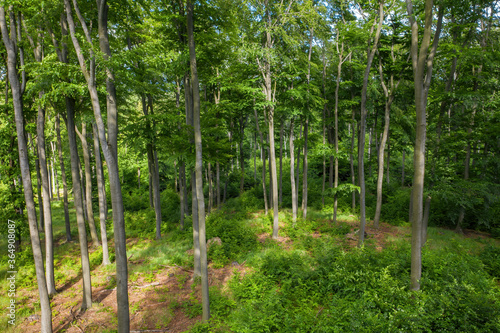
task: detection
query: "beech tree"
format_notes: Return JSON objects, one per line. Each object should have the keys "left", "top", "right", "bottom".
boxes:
{"left": 406, "top": 0, "right": 443, "bottom": 291}
{"left": 0, "top": 6, "right": 52, "bottom": 332}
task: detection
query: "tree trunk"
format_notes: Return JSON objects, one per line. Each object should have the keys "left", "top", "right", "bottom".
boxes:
{"left": 422, "top": 195, "right": 431, "bottom": 246}
{"left": 76, "top": 123, "right": 100, "bottom": 247}
{"left": 93, "top": 123, "right": 111, "bottom": 266}
{"left": 358, "top": 2, "right": 384, "bottom": 246}
{"left": 192, "top": 171, "right": 201, "bottom": 278}
{"left": 290, "top": 118, "right": 297, "bottom": 225}
{"left": 296, "top": 122, "right": 302, "bottom": 206}
{"left": 56, "top": 114, "right": 72, "bottom": 242}
{"left": 35, "top": 148, "right": 44, "bottom": 232}
{"left": 142, "top": 94, "right": 162, "bottom": 240}
{"left": 187, "top": 0, "right": 210, "bottom": 320}
{"left": 208, "top": 162, "right": 213, "bottom": 213}
{"left": 36, "top": 93, "right": 57, "bottom": 295}
{"left": 65, "top": 97, "right": 92, "bottom": 310}
{"left": 279, "top": 121, "right": 284, "bottom": 206}
{"left": 66, "top": 0, "right": 130, "bottom": 325}
{"left": 179, "top": 161, "right": 185, "bottom": 229}
{"left": 406, "top": 0, "right": 443, "bottom": 291}
{"left": 0, "top": 8, "right": 53, "bottom": 331}
{"left": 216, "top": 162, "right": 220, "bottom": 208}
{"left": 254, "top": 108, "right": 268, "bottom": 214}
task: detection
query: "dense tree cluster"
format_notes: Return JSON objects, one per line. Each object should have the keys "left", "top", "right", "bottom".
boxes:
{"left": 0, "top": 0, "right": 498, "bottom": 331}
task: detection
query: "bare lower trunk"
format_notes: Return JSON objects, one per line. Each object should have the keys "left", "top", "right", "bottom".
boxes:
{"left": 65, "top": 97, "right": 92, "bottom": 310}
{"left": 56, "top": 114, "right": 72, "bottom": 242}
{"left": 216, "top": 162, "right": 220, "bottom": 207}
{"left": 191, "top": 171, "right": 201, "bottom": 277}
{"left": 302, "top": 118, "right": 308, "bottom": 220}
{"left": 422, "top": 196, "right": 431, "bottom": 245}
{"left": 279, "top": 121, "right": 283, "bottom": 206}
{"left": 93, "top": 123, "right": 110, "bottom": 266}
{"left": 35, "top": 152, "right": 44, "bottom": 232}
{"left": 37, "top": 95, "right": 57, "bottom": 295}
{"left": 76, "top": 123, "right": 100, "bottom": 247}
{"left": 179, "top": 161, "right": 185, "bottom": 229}
{"left": 374, "top": 102, "right": 391, "bottom": 229}
{"left": 290, "top": 119, "right": 297, "bottom": 225}
{"left": 208, "top": 163, "right": 213, "bottom": 213}
{"left": 350, "top": 122, "right": 356, "bottom": 211}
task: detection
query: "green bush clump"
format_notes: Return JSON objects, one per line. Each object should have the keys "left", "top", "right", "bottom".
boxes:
{"left": 219, "top": 239, "right": 500, "bottom": 333}
{"left": 123, "top": 188, "right": 150, "bottom": 212}
{"left": 479, "top": 245, "right": 500, "bottom": 279}
{"left": 205, "top": 210, "right": 257, "bottom": 262}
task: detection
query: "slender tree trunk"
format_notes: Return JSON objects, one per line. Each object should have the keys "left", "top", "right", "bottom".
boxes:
{"left": 422, "top": 195, "right": 431, "bottom": 246}
{"left": 0, "top": 8, "right": 52, "bottom": 330}
{"left": 406, "top": 0, "right": 443, "bottom": 291}
{"left": 290, "top": 118, "right": 297, "bottom": 225}
{"left": 254, "top": 108, "right": 268, "bottom": 214}
{"left": 65, "top": 97, "right": 92, "bottom": 309}
{"left": 35, "top": 148, "right": 44, "bottom": 232}
{"left": 216, "top": 162, "right": 220, "bottom": 208}
{"left": 76, "top": 123, "right": 100, "bottom": 246}
{"left": 386, "top": 134, "right": 390, "bottom": 184}
{"left": 36, "top": 93, "right": 57, "bottom": 295}
{"left": 93, "top": 123, "right": 111, "bottom": 265}
{"left": 66, "top": 0, "right": 129, "bottom": 325}
{"left": 279, "top": 121, "right": 283, "bottom": 206}
{"left": 192, "top": 171, "right": 200, "bottom": 278}
{"left": 56, "top": 114, "right": 72, "bottom": 242}
{"left": 208, "top": 163, "right": 213, "bottom": 213}
{"left": 187, "top": 0, "right": 210, "bottom": 320}
{"left": 333, "top": 39, "right": 345, "bottom": 224}
{"left": 179, "top": 161, "right": 185, "bottom": 229}
{"left": 358, "top": 2, "right": 384, "bottom": 246}
{"left": 296, "top": 122, "right": 302, "bottom": 205}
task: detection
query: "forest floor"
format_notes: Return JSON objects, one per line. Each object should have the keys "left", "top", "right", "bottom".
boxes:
{"left": 2, "top": 202, "right": 498, "bottom": 333}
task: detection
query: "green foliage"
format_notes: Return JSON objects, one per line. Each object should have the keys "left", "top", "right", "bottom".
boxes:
{"left": 480, "top": 245, "right": 500, "bottom": 279}
{"left": 205, "top": 210, "right": 258, "bottom": 263}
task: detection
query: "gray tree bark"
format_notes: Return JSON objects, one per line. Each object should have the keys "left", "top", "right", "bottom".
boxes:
{"left": 66, "top": 0, "right": 129, "bottom": 326}
{"left": 93, "top": 123, "right": 111, "bottom": 266}
{"left": 187, "top": 0, "right": 210, "bottom": 320}
{"left": 358, "top": 2, "right": 383, "bottom": 246}
{"left": 56, "top": 114, "right": 72, "bottom": 242}
{"left": 76, "top": 123, "right": 100, "bottom": 246}
{"left": 406, "top": 0, "right": 443, "bottom": 291}
{"left": 0, "top": 7, "right": 52, "bottom": 331}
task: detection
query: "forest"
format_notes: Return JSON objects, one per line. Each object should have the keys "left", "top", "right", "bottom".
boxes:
{"left": 0, "top": 0, "right": 499, "bottom": 332}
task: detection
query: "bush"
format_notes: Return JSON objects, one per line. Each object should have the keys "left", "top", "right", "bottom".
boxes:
{"left": 205, "top": 210, "right": 258, "bottom": 262}
{"left": 480, "top": 245, "right": 500, "bottom": 279}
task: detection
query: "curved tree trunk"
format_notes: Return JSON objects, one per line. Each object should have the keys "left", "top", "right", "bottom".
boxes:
{"left": 93, "top": 123, "right": 111, "bottom": 266}
{"left": 0, "top": 7, "right": 53, "bottom": 331}
{"left": 66, "top": 0, "right": 129, "bottom": 326}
